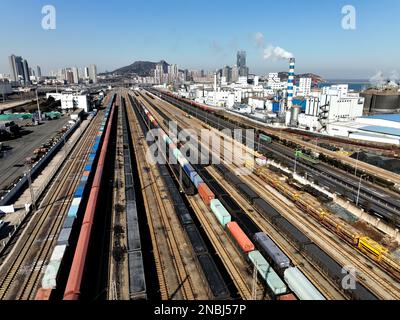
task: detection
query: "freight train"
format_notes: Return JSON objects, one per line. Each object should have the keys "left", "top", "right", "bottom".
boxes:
{"left": 151, "top": 88, "right": 400, "bottom": 227}
{"left": 120, "top": 97, "right": 147, "bottom": 300}
{"left": 134, "top": 93, "right": 328, "bottom": 300}
{"left": 213, "top": 163, "right": 378, "bottom": 300}
{"left": 252, "top": 163, "right": 400, "bottom": 281}
{"left": 130, "top": 94, "right": 230, "bottom": 300}
{"left": 36, "top": 94, "right": 117, "bottom": 300}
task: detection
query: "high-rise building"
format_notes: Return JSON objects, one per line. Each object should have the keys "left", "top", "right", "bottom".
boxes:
{"left": 57, "top": 68, "right": 66, "bottom": 82}
{"left": 84, "top": 67, "right": 89, "bottom": 79}
{"left": 167, "top": 64, "right": 178, "bottom": 83}
{"left": 72, "top": 67, "right": 79, "bottom": 84}
{"left": 66, "top": 69, "right": 74, "bottom": 84}
{"left": 89, "top": 64, "right": 97, "bottom": 83}
{"left": 154, "top": 64, "right": 164, "bottom": 84}
{"left": 9, "top": 54, "right": 25, "bottom": 83}
{"left": 237, "top": 50, "right": 248, "bottom": 77}
{"left": 22, "top": 59, "right": 31, "bottom": 85}
{"left": 37, "top": 66, "right": 42, "bottom": 78}
{"left": 222, "top": 65, "right": 232, "bottom": 83}
{"left": 231, "top": 65, "right": 239, "bottom": 82}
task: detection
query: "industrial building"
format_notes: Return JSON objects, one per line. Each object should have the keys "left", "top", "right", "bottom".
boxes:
{"left": 46, "top": 92, "right": 91, "bottom": 112}
{"left": 327, "top": 114, "right": 400, "bottom": 145}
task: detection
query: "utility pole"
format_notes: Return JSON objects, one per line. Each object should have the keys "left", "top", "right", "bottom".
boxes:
{"left": 36, "top": 89, "right": 41, "bottom": 122}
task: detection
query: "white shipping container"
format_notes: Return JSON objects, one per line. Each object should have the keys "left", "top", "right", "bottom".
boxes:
{"left": 284, "top": 267, "right": 325, "bottom": 300}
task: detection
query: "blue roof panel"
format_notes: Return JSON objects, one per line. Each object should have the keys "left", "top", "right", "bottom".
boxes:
{"left": 361, "top": 114, "right": 400, "bottom": 122}
{"left": 361, "top": 125, "right": 400, "bottom": 137}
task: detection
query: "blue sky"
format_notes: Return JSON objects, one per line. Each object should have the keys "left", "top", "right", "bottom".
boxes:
{"left": 1, "top": 0, "right": 399, "bottom": 79}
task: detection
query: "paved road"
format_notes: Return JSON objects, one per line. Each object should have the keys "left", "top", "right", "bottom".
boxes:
{"left": 0, "top": 117, "right": 69, "bottom": 193}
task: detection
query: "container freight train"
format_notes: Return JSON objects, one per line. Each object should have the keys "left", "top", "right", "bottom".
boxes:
{"left": 134, "top": 95, "right": 321, "bottom": 300}
{"left": 250, "top": 162, "right": 400, "bottom": 281}
{"left": 213, "top": 163, "right": 378, "bottom": 300}
{"left": 120, "top": 97, "right": 147, "bottom": 300}
{"left": 194, "top": 165, "right": 324, "bottom": 301}
{"left": 131, "top": 93, "right": 230, "bottom": 300}
{"left": 152, "top": 88, "right": 400, "bottom": 230}
{"left": 151, "top": 89, "right": 400, "bottom": 288}
{"left": 63, "top": 94, "right": 116, "bottom": 300}
{"left": 35, "top": 94, "right": 117, "bottom": 300}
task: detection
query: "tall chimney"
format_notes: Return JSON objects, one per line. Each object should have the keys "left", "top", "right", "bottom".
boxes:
{"left": 287, "top": 58, "right": 295, "bottom": 108}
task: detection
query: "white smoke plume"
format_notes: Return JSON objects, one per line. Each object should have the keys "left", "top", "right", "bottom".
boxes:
{"left": 254, "top": 32, "right": 265, "bottom": 48}
{"left": 369, "top": 71, "right": 386, "bottom": 88}
{"left": 254, "top": 31, "right": 294, "bottom": 61}
{"left": 389, "top": 70, "right": 399, "bottom": 84}
{"left": 263, "top": 45, "right": 294, "bottom": 60}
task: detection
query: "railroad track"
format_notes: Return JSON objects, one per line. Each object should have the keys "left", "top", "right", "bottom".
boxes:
{"left": 0, "top": 111, "right": 103, "bottom": 300}
{"left": 126, "top": 93, "right": 196, "bottom": 300}
{"left": 206, "top": 166, "right": 342, "bottom": 300}
{"left": 107, "top": 102, "right": 129, "bottom": 300}
{"left": 145, "top": 89, "right": 400, "bottom": 298}
{"left": 189, "top": 197, "right": 260, "bottom": 300}
{"left": 135, "top": 91, "right": 263, "bottom": 300}
{"left": 242, "top": 170, "right": 400, "bottom": 300}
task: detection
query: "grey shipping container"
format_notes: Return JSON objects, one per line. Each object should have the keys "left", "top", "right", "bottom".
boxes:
{"left": 254, "top": 232, "right": 290, "bottom": 269}
{"left": 62, "top": 216, "right": 75, "bottom": 229}
{"left": 57, "top": 228, "right": 72, "bottom": 246}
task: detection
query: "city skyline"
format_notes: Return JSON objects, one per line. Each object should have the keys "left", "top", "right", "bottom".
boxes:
{"left": 0, "top": 0, "right": 400, "bottom": 79}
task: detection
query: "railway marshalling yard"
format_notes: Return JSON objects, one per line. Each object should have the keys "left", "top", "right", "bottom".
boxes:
{"left": 0, "top": 88, "right": 400, "bottom": 301}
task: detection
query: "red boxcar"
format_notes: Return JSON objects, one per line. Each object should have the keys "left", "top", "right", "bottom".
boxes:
{"left": 198, "top": 182, "right": 215, "bottom": 206}
{"left": 226, "top": 222, "right": 255, "bottom": 253}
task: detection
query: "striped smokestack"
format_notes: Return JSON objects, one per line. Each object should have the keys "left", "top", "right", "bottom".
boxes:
{"left": 287, "top": 57, "right": 295, "bottom": 108}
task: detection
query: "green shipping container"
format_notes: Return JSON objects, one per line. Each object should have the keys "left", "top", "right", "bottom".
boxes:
{"left": 248, "top": 250, "right": 287, "bottom": 295}
{"left": 210, "top": 199, "right": 231, "bottom": 227}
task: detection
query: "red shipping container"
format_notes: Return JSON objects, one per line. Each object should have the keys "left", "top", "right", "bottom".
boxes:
{"left": 198, "top": 182, "right": 215, "bottom": 206}
{"left": 35, "top": 288, "right": 52, "bottom": 300}
{"left": 226, "top": 221, "right": 255, "bottom": 253}
{"left": 277, "top": 293, "right": 297, "bottom": 301}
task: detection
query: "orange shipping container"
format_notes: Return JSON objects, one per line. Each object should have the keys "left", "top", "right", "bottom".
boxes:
{"left": 277, "top": 293, "right": 297, "bottom": 301}
{"left": 83, "top": 171, "right": 90, "bottom": 177}
{"left": 198, "top": 182, "right": 215, "bottom": 206}
{"left": 227, "top": 221, "right": 255, "bottom": 253}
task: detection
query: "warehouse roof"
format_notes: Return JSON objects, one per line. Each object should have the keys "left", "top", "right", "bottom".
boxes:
{"left": 361, "top": 125, "right": 400, "bottom": 137}
{"left": 361, "top": 114, "right": 400, "bottom": 122}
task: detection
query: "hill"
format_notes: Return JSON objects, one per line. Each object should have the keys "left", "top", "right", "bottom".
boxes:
{"left": 109, "top": 60, "right": 170, "bottom": 77}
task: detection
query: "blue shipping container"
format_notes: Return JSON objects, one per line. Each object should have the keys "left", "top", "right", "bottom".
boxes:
{"left": 68, "top": 205, "right": 79, "bottom": 218}
{"left": 75, "top": 186, "right": 84, "bottom": 198}
{"left": 191, "top": 173, "right": 203, "bottom": 189}
{"left": 183, "top": 163, "right": 194, "bottom": 177}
